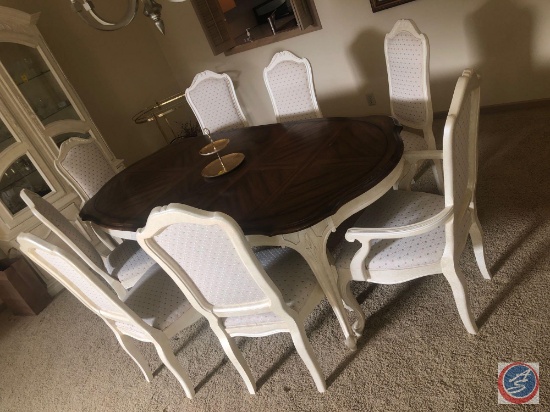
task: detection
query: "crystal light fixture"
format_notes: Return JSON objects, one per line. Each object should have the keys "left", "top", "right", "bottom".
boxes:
{"left": 70, "top": 0, "right": 186, "bottom": 35}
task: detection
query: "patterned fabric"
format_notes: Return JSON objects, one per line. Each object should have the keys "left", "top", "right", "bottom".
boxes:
{"left": 23, "top": 190, "right": 105, "bottom": 271}
{"left": 23, "top": 190, "right": 151, "bottom": 292}
{"left": 34, "top": 245, "right": 191, "bottom": 340}
{"left": 122, "top": 264, "right": 193, "bottom": 331}
{"left": 154, "top": 223, "right": 267, "bottom": 307}
{"left": 265, "top": 59, "right": 320, "bottom": 122}
{"left": 104, "top": 241, "right": 156, "bottom": 288}
{"left": 401, "top": 130, "right": 429, "bottom": 152}
{"left": 60, "top": 141, "right": 116, "bottom": 199}
{"left": 35, "top": 249, "right": 122, "bottom": 314}
{"left": 185, "top": 73, "right": 246, "bottom": 133}
{"left": 224, "top": 247, "right": 318, "bottom": 328}
{"left": 335, "top": 190, "right": 446, "bottom": 271}
{"left": 386, "top": 31, "right": 428, "bottom": 127}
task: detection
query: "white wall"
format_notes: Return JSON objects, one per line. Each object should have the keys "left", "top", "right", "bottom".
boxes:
{"left": 157, "top": 0, "right": 550, "bottom": 127}
{"left": 1, "top": 0, "right": 549, "bottom": 163}
{"left": 0, "top": 0, "right": 181, "bottom": 164}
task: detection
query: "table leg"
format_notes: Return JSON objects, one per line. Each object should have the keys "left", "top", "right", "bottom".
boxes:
{"left": 277, "top": 221, "right": 358, "bottom": 350}
{"left": 338, "top": 275, "right": 365, "bottom": 336}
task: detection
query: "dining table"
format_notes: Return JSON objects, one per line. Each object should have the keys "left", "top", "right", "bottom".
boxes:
{"left": 80, "top": 116, "right": 404, "bottom": 349}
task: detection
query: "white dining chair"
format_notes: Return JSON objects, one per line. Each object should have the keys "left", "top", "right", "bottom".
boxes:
{"left": 185, "top": 70, "right": 248, "bottom": 133}
{"left": 18, "top": 233, "right": 202, "bottom": 399}
{"left": 385, "top": 19, "right": 444, "bottom": 192}
{"left": 136, "top": 203, "right": 327, "bottom": 394}
{"left": 20, "top": 189, "right": 155, "bottom": 299}
{"left": 335, "top": 69, "right": 491, "bottom": 335}
{"left": 55, "top": 137, "right": 121, "bottom": 250}
{"left": 263, "top": 51, "right": 322, "bottom": 123}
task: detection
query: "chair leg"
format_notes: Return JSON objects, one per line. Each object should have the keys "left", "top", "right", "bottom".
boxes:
{"left": 288, "top": 325, "right": 326, "bottom": 393}
{"left": 469, "top": 210, "right": 492, "bottom": 280}
{"left": 152, "top": 334, "right": 195, "bottom": 399}
{"left": 113, "top": 330, "right": 153, "bottom": 382}
{"left": 90, "top": 221, "right": 118, "bottom": 251}
{"left": 108, "top": 279, "right": 128, "bottom": 300}
{"left": 441, "top": 263, "right": 478, "bottom": 334}
{"left": 395, "top": 160, "right": 416, "bottom": 191}
{"left": 431, "top": 160, "right": 444, "bottom": 194}
{"left": 338, "top": 276, "right": 365, "bottom": 337}
{"left": 424, "top": 128, "right": 444, "bottom": 194}
{"left": 211, "top": 325, "right": 256, "bottom": 394}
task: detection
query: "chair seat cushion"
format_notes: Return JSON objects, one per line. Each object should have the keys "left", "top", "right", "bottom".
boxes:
{"left": 224, "top": 247, "right": 318, "bottom": 328}
{"left": 104, "top": 241, "right": 156, "bottom": 288}
{"left": 335, "top": 190, "right": 445, "bottom": 272}
{"left": 401, "top": 130, "right": 429, "bottom": 152}
{"left": 122, "top": 264, "right": 193, "bottom": 331}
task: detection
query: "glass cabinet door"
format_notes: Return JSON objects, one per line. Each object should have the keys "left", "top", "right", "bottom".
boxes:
{"left": 0, "top": 154, "right": 52, "bottom": 215}
{"left": 0, "top": 118, "right": 15, "bottom": 152}
{"left": 0, "top": 43, "right": 80, "bottom": 126}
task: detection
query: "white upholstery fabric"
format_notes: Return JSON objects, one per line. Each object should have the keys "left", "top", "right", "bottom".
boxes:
{"left": 154, "top": 223, "right": 266, "bottom": 306}
{"left": 224, "top": 247, "right": 318, "bottom": 328}
{"left": 335, "top": 70, "right": 484, "bottom": 337}
{"left": 137, "top": 204, "right": 327, "bottom": 393}
{"left": 23, "top": 190, "right": 105, "bottom": 271}
{"left": 60, "top": 141, "right": 116, "bottom": 199}
{"left": 121, "top": 264, "right": 193, "bottom": 331}
{"left": 264, "top": 58, "right": 320, "bottom": 122}
{"left": 22, "top": 189, "right": 153, "bottom": 291}
{"left": 21, "top": 233, "right": 199, "bottom": 399}
{"left": 401, "top": 130, "right": 429, "bottom": 152}
{"left": 35, "top": 244, "right": 192, "bottom": 337}
{"left": 35, "top": 249, "right": 122, "bottom": 314}
{"left": 386, "top": 31, "right": 427, "bottom": 127}
{"left": 185, "top": 72, "right": 246, "bottom": 133}
{"left": 105, "top": 241, "right": 157, "bottom": 288}
{"left": 335, "top": 190, "right": 445, "bottom": 272}
{"left": 385, "top": 21, "right": 443, "bottom": 191}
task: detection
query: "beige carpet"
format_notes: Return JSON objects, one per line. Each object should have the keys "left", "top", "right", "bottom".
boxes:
{"left": 1, "top": 105, "right": 549, "bottom": 411}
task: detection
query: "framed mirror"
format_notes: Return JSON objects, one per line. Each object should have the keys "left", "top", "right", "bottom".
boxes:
{"left": 370, "top": 0, "right": 416, "bottom": 13}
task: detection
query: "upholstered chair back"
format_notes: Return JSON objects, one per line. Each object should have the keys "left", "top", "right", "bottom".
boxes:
{"left": 384, "top": 19, "right": 433, "bottom": 130}
{"left": 57, "top": 138, "right": 117, "bottom": 202}
{"left": 18, "top": 234, "right": 143, "bottom": 332}
{"left": 185, "top": 70, "right": 248, "bottom": 133}
{"left": 263, "top": 51, "right": 322, "bottom": 123}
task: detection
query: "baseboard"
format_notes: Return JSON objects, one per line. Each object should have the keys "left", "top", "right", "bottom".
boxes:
{"left": 434, "top": 98, "right": 550, "bottom": 118}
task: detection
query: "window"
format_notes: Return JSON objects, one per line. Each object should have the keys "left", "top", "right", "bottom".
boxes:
{"left": 191, "top": 0, "right": 321, "bottom": 55}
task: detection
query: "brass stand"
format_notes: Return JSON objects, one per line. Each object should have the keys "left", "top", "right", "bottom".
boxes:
{"left": 200, "top": 129, "right": 245, "bottom": 178}
{"left": 133, "top": 92, "right": 186, "bottom": 144}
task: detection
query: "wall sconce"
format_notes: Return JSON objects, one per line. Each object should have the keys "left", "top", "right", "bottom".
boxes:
{"left": 70, "top": 0, "right": 186, "bottom": 34}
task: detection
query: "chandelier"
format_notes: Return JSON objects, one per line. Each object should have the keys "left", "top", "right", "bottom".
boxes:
{"left": 70, "top": 0, "right": 185, "bottom": 35}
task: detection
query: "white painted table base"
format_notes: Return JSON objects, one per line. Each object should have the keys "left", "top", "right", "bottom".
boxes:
{"left": 102, "top": 159, "right": 403, "bottom": 349}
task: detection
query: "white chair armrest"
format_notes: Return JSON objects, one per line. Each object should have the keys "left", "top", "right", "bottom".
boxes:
{"left": 345, "top": 206, "right": 453, "bottom": 244}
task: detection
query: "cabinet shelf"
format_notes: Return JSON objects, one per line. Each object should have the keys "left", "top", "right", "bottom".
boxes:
{"left": 0, "top": 168, "right": 35, "bottom": 192}
{"left": 37, "top": 104, "right": 76, "bottom": 123}
{"left": 14, "top": 69, "right": 80, "bottom": 125}
{"left": 15, "top": 69, "right": 51, "bottom": 86}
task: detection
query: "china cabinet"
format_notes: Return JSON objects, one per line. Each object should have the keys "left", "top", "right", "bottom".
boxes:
{"left": 0, "top": 7, "right": 122, "bottom": 295}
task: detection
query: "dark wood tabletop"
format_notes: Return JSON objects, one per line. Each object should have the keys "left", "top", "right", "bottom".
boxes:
{"left": 80, "top": 116, "right": 403, "bottom": 237}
